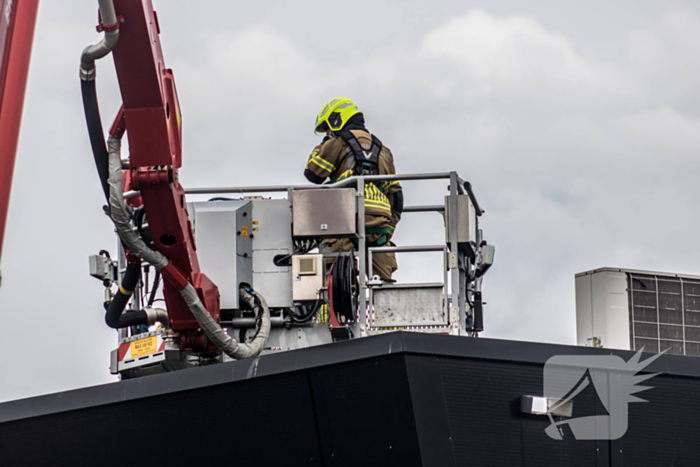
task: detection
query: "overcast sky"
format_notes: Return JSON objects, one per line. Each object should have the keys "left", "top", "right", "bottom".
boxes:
{"left": 1, "top": 0, "right": 699, "bottom": 402}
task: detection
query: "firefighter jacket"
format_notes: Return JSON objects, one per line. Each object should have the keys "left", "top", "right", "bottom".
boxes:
{"left": 304, "top": 129, "right": 402, "bottom": 239}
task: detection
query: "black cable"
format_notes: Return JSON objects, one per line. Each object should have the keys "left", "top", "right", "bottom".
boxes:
{"left": 134, "top": 207, "right": 156, "bottom": 249}
{"left": 242, "top": 286, "right": 266, "bottom": 340}
{"left": 274, "top": 239, "right": 320, "bottom": 267}
{"left": 287, "top": 301, "right": 321, "bottom": 323}
{"left": 148, "top": 270, "right": 161, "bottom": 307}
{"left": 81, "top": 78, "right": 110, "bottom": 203}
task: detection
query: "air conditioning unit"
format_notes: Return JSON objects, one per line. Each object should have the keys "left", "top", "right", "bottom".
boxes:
{"left": 576, "top": 267, "right": 700, "bottom": 356}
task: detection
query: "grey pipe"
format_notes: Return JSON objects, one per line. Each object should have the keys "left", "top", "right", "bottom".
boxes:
{"left": 144, "top": 307, "right": 169, "bottom": 327}
{"left": 223, "top": 317, "right": 285, "bottom": 328}
{"left": 180, "top": 285, "right": 271, "bottom": 359}
{"left": 80, "top": 0, "right": 119, "bottom": 80}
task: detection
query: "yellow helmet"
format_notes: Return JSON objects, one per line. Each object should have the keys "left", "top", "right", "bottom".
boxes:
{"left": 314, "top": 97, "right": 362, "bottom": 134}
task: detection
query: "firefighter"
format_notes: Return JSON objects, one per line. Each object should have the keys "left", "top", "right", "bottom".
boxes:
{"left": 304, "top": 97, "right": 404, "bottom": 280}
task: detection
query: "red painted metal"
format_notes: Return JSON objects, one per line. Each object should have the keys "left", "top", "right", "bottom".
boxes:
{"left": 0, "top": 0, "right": 40, "bottom": 284}
{"left": 108, "top": 105, "right": 125, "bottom": 138}
{"left": 108, "top": 0, "right": 219, "bottom": 331}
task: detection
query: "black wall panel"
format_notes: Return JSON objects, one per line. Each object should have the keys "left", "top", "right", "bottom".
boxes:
{"left": 1, "top": 333, "right": 699, "bottom": 466}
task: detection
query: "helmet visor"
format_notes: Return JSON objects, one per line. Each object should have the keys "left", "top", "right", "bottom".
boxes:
{"left": 314, "top": 120, "right": 330, "bottom": 135}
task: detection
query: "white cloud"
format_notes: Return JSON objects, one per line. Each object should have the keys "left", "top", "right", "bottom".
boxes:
{"left": 420, "top": 10, "right": 631, "bottom": 96}
{"left": 612, "top": 107, "right": 700, "bottom": 157}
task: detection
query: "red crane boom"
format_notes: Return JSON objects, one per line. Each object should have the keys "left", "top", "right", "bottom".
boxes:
{"left": 0, "top": 0, "right": 40, "bottom": 286}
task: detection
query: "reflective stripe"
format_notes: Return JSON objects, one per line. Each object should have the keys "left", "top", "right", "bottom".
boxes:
{"left": 363, "top": 182, "right": 391, "bottom": 212}
{"left": 365, "top": 199, "right": 391, "bottom": 211}
{"left": 336, "top": 169, "right": 353, "bottom": 181}
{"left": 310, "top": 155, "right": 335, "bottom": 173}
{"left": 305, "top": 148, "right": 320, "bottom": 170}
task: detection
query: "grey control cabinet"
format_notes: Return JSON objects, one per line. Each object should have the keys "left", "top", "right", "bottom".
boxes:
{"left": 189, "top": 200, "right": 252, "bottom": 310}
{"left": 444, "top": 194, "right": 477, "bottom": 251}
{"left": 250, "top": 199, "right": 293, "bottom": 308}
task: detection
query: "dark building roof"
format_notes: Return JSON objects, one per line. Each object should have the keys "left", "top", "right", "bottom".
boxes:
{"left": 1, "top": 332, "right": 699, "bottom": 466}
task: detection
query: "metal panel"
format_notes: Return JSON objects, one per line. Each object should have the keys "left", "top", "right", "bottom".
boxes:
{"left": 263, "top": 325, "right": 334, "bottom": 351}
{"left": 444, "top": 194, "right": 477, "bottom": 247}
{"left": 373, "top": 285, "right": 445, "bottom": 326}
{"left": 575, "top": 274, "right": 593, "bottom": 346}
{"left": 250, "top": 199, "right": 293, "bottom": 308}
{"left": 292, "top": 254, "right": 324, "bottom": 301}
{"left": 575, "top": 270, "right": 631, "bottom": 350}
{"left": 592, "top": 270, "right": 630, "bottom": 350}
{"left": 190, "top": 200, "right": 252, "bottom": 309}
{"left": 293, "top": 188, "right": 356, "bottom": 238}
{"left": 5, "top": 334, "right": 700, "bottom": 466}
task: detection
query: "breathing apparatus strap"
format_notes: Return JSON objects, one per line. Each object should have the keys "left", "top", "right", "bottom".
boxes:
{"left": 342, "top": 133, "right": 383, "bottom": 176}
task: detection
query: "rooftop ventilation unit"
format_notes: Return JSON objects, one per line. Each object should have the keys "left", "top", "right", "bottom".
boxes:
{"left": 576, "top": 267, "right": 700, "bottom": 356}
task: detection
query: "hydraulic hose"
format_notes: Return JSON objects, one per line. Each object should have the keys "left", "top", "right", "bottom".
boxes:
{"left": 107, "top": 136, "right": 168, "bottom": 269}
{"left": 105, "top": 261, "right": 148, "bottom": 328}
{"left": 81, "top": 79, "right": 110, "bottom": 202}
{"left": 104, "top": 262, "right": 170, "bottom": 329}
{"left": 147, "top": 270, "right": 161, "bottom": 306}
{"left": 180, "top": 285, "right": 271, "bottom": 359}
{"left": 80, "top": 0, "right": 120, "bottom": 202}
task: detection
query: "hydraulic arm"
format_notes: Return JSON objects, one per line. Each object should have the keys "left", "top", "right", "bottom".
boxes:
{"left": 81, "top": 0, "right": 221, "bottom": 351}
{"left": 108, "top": 0, "right": 219, "bottom": 340}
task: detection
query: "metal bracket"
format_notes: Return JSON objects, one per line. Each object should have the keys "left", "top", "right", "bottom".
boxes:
{"left": 448, "top": 252, "right": 457, "bottom": 270}
{"left": 449, "top": 306, "right": 458, "bottom": 324}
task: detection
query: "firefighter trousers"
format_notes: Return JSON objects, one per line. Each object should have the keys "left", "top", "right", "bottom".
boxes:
{"left": 325, "top": 215, "right": 398, "bottom": 280}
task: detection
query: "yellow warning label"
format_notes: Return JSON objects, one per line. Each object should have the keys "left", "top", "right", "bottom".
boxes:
{"left": 252, "top": 221, "right": 259, "bottom": 225}
{"left": 131, "top": 336, "right": 157, "bottom": 358}
{"left": 242, "top": 225, "right": 248, "bottom": 237}
{"left": 253, "top": 227, "right": 259, "bottom": 231}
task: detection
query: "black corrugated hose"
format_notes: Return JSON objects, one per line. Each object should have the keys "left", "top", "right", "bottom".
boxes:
{"left": 81, "top": 78, "right": 111, "bottom": 203}
{"left": 104, "top": 261, "right": 149, "bottom": 328}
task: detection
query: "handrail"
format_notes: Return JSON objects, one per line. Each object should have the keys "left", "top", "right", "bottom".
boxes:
{"left": 172, "top": 171, "right": 483, "bottom": 215}
{"left": 182, "top": 172, "right": 454, "bottom": 195}
{"left": 403, "top": 205, "right": 444, "bottom": 213}
{"left": 367, "top": 245, "right": 446, "bottom": 253}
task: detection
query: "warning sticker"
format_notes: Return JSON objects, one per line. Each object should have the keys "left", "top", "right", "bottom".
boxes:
{"left": 131, "top": 336, "right": 157, "bottom": 358}
{"left": 242, "top": 225, "right": 248, "bottom": 237}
